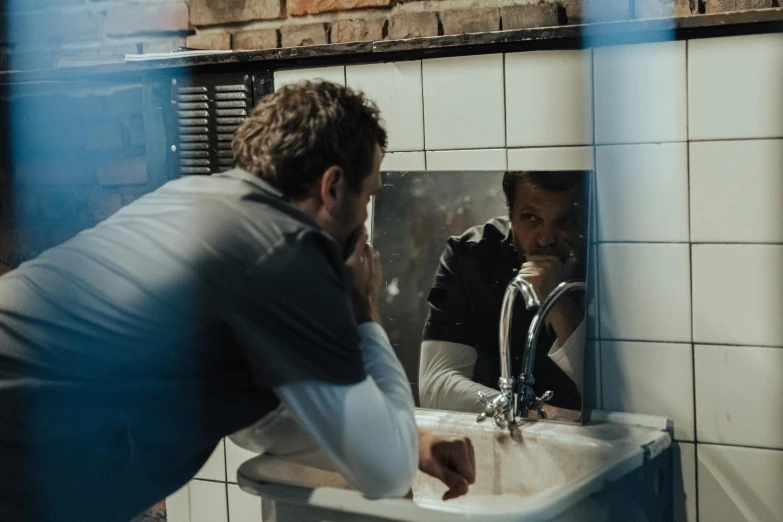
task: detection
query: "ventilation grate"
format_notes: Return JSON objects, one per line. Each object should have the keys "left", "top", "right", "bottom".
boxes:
{"left": 170, "top": 75, "right": 252, "bottom": 177}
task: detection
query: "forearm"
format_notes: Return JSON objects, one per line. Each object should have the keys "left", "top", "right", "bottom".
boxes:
{"left": 419, "top": 340, "right": 499, "bottom": 413}
{"left": 234, "top": 323, "right": 417, "bottom": 498}
{"left": 547, "top": 296, "right": 583, "bottom": 346}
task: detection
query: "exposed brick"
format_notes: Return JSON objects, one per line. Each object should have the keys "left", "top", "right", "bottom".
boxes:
{"left": 126, "top": 116, "right": 146, "bottom": 149}
{"left": 85, "top": 122, "right": 124, "bottom": 151}
{"left": 280, "top": 23, "right": 328, "bottom": 47}
{"left": 55, "top": 53, "right": 125, "bottom": 68}
{"left": 190, "top": 0, "right": 281, "bottom": 25}
{"left": 39, "top": 187, "right": 79, "bottom": 220}
{"left": 635, "top": 0, "right": 694, "bottom": 17}
{"left": 89, "top": 190, "right": 123, "bottom": 221}
{"left": 144, "top": 37, "right": 187, "bottom": 54}
{"left": 581, "top": 0, "right": 633, "bottom": 22}
{"left": 388, "top": 12, "right": 438, "bottom": 40}
{"left": 502, "top": 3, "right": 564, "bottom": 30}
{"left": 14, "top": 161, "right": 94, "bottom": 186}
{"left": 15, "top": 190, "right": 38, "bottom": 219}
{"left": 705, "top": 0, "right": 773, "bottom": 12}
{"left": 1, "top": 9, "right": 104, "bottom": 44}
{"left": 6, "top": 50, "right": 56, "bottom": 71}
{"left": 120, "top": 186, "right": 150, "bottom": 206}
{"left": 97, "top": 157, "right": 147, "bottom": 186}
{"left": 233, "top": 29, "right": 279, "bottom": 50}
{"left": 332, "top": 18, "right": 384, "bottom": 43}
{"left": 106, "top": 87, "right": 143, "bottom": 118}
{"left": 186, "top": 32, "right": 232, "bottom": 50}
{"left": 553, "top": 0, "right": 583, "bottom": 23}
{"left": 288, "top": 0, "right": 390, "bottom": 16}
{"left": 6, "top": 0, "right": 83, "bottom": 10}
{"left": 441, "top": 7, "right": 501, "bottom": 35}
{"left": 105, "top": 2, "right": 188, "bottom": 37}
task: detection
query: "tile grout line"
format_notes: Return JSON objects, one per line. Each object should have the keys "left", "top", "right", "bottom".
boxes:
{"left": 589, "top": 46, "right": 603, "bottom": 410}
{"left": 504, "top": 53, "right": 510, "bottom": 153}
{"left": 685, "top": 36, "right": 701, "bottom": 522}
{"left": 420, "top": 59, "right": 428, "bottom": 170}
{"left": 698, "top": 441, "right": 783, "bottom": 453}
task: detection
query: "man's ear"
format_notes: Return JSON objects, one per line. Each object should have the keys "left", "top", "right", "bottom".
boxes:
{"left": 319, "top": 165, "right": 346, "bottom": 214}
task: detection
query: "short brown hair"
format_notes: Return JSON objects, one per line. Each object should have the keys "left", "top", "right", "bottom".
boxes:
{"left": 232, "top": 81, "right": 387, "bottom": 200}
{"left": 502, "top": 170, "right": 589, "bottom": 212}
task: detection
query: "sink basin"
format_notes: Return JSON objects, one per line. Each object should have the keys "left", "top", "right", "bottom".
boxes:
{"left": 238, "top": 409, "right": 672, "bottom": 522}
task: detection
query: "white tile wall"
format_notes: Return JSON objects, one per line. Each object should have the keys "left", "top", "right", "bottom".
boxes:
{"left": 166, "top": 484, "right": 191, "bottom": 522}
{"left": 599, "top": 243, "right": 692, "bottom": 342}
{"left": 688, "top": 33, "right": 783, "bottom": 140}
{"left": 273, "top": 66, "right": 346, "bottom": 89}
{"left": 594, "top": 41, "right": 687, "bottom": 144}
{"left": 692, "top": 244, "right": 783, "bottom": 347}
{"left": 185, "top": 32, "right": 783, "bottom": 522}
{"left": 507, "top": 146, "right": 595, "bottom": 170}
{"left": 346, "top": 61, "right": 424, "bottom": 152}
{"left": 190, "top": 480, "right": 228, "bottom": 522}
{"left": 674, "top": 442, "right": 698, "bottom": 522}
{"left": 586, "top": 245, "right": 599, "bottom": 339}
{"left": 195, "top": 439, "right": 226, "bottom": 482}
{"left": 690, "top": 139, "right": 783, "bottom": 243}
{"left": 584, "top": 340, "right": 601, "bottom": 410}
{"left": 596, "top": 143, "right": 689, "bottom": 242}
{"left": 381, "top": 151, "right": 426, "bottom": 171}
{"left": 695, "top": 344, "right": 783, "bottom": 449}
{"left": 422, "top": 54, "right": 505, "bottom": 150}
{"left": 601, "top": 341, "right": 694, "bottom": 441}
{"left": 425, "top": 149, "right": 507, "bottom": 170}
{"left": 225, "top": 437, "right": 260, "bottom": 484}
{"left": 505, "top": 49, "right": 593, "bottom": 147}
{"left": 228, "top": 484, "right": 263, "bottom": 522}
{"left": 697, "top": 444, "right": 783, "bottom": 522}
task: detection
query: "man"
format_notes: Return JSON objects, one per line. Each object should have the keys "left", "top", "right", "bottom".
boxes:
{"left": 419, "top": 170, "right": 589, "bottom": 417}
{"left": 0, "top": 81, "right": 474, "bottom": 521}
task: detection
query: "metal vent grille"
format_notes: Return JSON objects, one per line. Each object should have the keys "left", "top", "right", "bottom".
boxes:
{"left": 171, "top": 74, "right": 252, "bottom": 176}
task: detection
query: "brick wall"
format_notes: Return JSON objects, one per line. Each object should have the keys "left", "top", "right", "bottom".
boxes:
{"left": 0, "top": 82, "right": 150, "bottom": 272}
{"left": 1, "top": 0, "right": 779, "bottom": 70}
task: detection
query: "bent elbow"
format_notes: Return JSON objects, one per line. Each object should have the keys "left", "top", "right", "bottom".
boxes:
{"left": 358, "top": 452, "right": 417, "bottom": 499}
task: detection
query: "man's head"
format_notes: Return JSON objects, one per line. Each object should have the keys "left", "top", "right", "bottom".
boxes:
{"left": 502, "top": 170, "right": 588, "bottom": 263}
{"left": 232, "top": 81, "right": 386, "bottom": 251}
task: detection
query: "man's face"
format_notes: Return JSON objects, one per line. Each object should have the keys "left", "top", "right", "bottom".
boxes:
{"left": 333, "top": 145, "right": 383, "bottom": 252}
{"left": 509, "top": 180, "right": 584, "bottom": 263}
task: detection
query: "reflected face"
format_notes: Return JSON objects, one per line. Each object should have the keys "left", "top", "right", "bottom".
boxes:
{"left": 509, "top": 180, "right": 584, "bottom": 263}
{"left": 333, "top": 145, "right": 383, "bottom": 251}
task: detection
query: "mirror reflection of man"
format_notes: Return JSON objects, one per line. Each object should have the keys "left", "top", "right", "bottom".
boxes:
{"left": 418, "top": 171, "right": 589, "bottom": 417}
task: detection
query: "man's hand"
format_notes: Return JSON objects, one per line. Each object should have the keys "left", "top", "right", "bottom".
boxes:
{"left": 418, "top": 430, "right": 476, "bottom": 501}
{"left": 519, "top": 254, "right": 576, "bottom": 301}
{"left": 344, "top": 228, "right": 382, "bottom": 324}
{"left": 520, "top": 252, "right": 582, "bottom": 348}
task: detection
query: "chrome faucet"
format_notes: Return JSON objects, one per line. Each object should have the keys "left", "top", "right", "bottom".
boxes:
{"left": 476, "top": 276, "right": 586, "bottom": 430}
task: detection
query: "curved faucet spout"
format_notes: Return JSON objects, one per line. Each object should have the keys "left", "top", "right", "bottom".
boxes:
{"left": 518, "top": 280, "right": 586, "bottom": 418}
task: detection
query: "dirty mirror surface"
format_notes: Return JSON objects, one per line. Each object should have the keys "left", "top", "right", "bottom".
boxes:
{"left": 373, "top": 170, "right": 590, "bottom": 423}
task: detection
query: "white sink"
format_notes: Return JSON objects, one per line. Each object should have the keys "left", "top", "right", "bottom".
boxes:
{"left": 238, "top": 409, "right": 672, "bottom": 522}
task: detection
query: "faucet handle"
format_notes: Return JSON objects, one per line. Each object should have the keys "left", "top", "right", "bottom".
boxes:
{"left": 476, "top": 391, "right": 514, "bottom": 427}
{"left": 476, "top": 391, "right": 494, "bottom": 423}
{"left": 532, "top": 390, "right": 554, "bottom": 419}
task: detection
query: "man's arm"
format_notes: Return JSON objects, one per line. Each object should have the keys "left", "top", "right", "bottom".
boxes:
{"left": 547, "top": 319, "right": 586, "bottom": 395}
{"left": 419, "top": 340, "right": 499, "bottom": 412}
{"left": 232, "top": 234, "right": 475, "bottom": 500}
{"left": 420, "top": 238, "right": 497, "bottom": 412}
{"left": 224, "top": 230, "right": 417, "bottom": 498}
{"left": 271, "top": 322, "right": 418, "bottom": 498}
{"left": 232, "top": 324, "right": 476, "bottom": 500}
